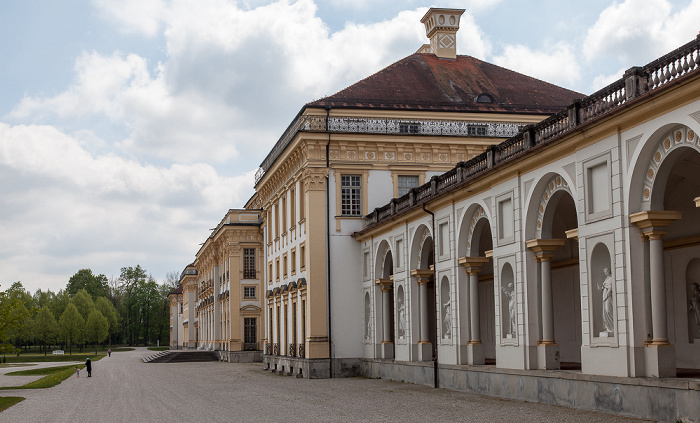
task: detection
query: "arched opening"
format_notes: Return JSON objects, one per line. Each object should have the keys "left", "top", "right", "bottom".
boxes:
{"left": 543, "top": 189, "right": 581, "bottom": 369}
{"left": 653, "top": 146, "right": 700, "bottom": 373}
{"left": 410, "top": 224, "right": 436, "bottom": 361}
{"left": 472, "top": 218, "right": 496, "bottom": 364}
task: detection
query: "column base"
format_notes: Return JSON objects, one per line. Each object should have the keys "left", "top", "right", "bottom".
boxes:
{"left": 537, "top": 344, "right": 560, "bottom": 370}
{"left": 381, "top": 341, "right": 394, "bottom": 360}
{"left": 466, "top": 342, "right": 484, "bottom": 365}
{"left": 644, "top": 343, "right": 676, "bottom": 378}
{"left": 418, "top": 342, "right": 433, "bottom": 361}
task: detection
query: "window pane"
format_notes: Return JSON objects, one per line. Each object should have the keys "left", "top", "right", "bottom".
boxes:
{"left": 397, "top": 175, "right": 419, "bottom": 196}
{"left": 341, "top": 175, "right": 361, "bottom": 216}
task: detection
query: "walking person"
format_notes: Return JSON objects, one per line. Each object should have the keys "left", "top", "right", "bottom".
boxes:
{"left": 75, "top": 366, "right": 80, "bottom": 378}
{"left": 85, "top": 358, "right": 92, "bottom": 377}
{"left": 107, "top": 349, "right": 111, "bottom": 357}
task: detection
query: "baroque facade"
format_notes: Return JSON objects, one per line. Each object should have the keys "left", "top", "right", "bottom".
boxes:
{"left": 355, "top": 33, "right": 700, "bottom": 421}
{"left": 170, "top": 7, "right": 700, "bottom": 420}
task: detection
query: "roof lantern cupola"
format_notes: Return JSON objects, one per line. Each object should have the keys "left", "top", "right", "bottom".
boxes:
{"left": 420, "top": 7, "right": 465, "bottom": 60}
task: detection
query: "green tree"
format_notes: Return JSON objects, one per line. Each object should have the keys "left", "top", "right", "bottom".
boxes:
{"left": 0, "top": 284, "right": 30, "bottom": 353}
{"left": 34, "top": 306, "right": 59, "bottom": 355}
{"left": 50, "top": 290, "right": 71, "bottom": 323}
{"left": 59, "top": 303, "right": 85, "bottom": 355}
{"left": 95, "top": 297, "right": 118, "bottom": 346}
{"left": 33, "top": 289, "right": 55, "bottom": 310}
{"left": 85, "top": 309, "right": 109, "bottom": 354}
{"left": 119, "top": 265, "right": 147, "bottom": 345}
{"left": 72, "top": 289, "right": 95, "bottom": 321}
{"left": 66, "top": 269, "right": 109, "bottom": 298}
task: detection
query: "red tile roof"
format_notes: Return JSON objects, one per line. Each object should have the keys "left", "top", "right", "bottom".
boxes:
{"left": 308, "top": 53, "right": 583, "bottom": 114}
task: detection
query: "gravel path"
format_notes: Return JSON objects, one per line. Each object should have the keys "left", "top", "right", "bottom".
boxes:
{"left": 0, "top": 347, "right": 646, "bottom": 422}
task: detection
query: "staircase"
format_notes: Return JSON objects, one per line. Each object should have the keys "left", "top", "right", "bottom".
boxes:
{"left": 143, "top": 350, "right": 219, "bottom": 363}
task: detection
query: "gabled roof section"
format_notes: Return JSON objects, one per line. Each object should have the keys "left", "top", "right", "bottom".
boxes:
{"left": 308, "top": 54, "right": 583, "bottom": 114}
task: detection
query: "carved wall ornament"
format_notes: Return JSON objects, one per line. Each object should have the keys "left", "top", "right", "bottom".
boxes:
{"left": 465, "top": 206, "right": 488, "bottom": 255}
{"left": 535, "top": 173, "right": 573, "bottom": 239}
{"left": 641, "top": 125, "right": 699, "bottom": 209}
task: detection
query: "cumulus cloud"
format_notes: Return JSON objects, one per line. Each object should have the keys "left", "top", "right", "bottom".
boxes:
{"left": 0, "top": 123, "right": 254, "bottom": 293}
{"left": 491, "top": 42, "right": 581, "bottom": 88}
{"left": 583, "top": 0, "right": 700, "bottom": 92}
{"left": 13, "top": 1, "right": 487, "bottom": 164}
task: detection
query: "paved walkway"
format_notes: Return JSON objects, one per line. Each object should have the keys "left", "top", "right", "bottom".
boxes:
{"left": 0, "top": 348, "right": 645, "bottom": 422}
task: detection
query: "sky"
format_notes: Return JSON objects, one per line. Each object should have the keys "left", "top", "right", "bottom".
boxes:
{"left": 1, "top": 0, "right": 699, "bottom": 294}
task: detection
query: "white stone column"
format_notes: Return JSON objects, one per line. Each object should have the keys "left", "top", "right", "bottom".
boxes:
{"left": 376, "top": 278, "right": 394, "bottom": 359}
{"left": 526, "top": 238, "right": 565, "bottom": 370}
{"left": 411, "top": 269, "right": 434, "bottom": 361}
{"left": 630, "top": 210, "right": 681, "bottom": 377}
{"left": 458, "top": 256, "right": 490, "bottom": 365}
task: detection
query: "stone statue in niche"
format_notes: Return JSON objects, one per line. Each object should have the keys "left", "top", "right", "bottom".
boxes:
{"left": 365, "top": 310, "right": 371, "bottom": 339}
{"left": 501, "top": 283, "right": 516, "bottom": 337}
{"left": 689, "top": 282, "right": 700, "bottom": 327}
{"left": 443, "top": 300, "right": 451, "bottom": 338}
{"left": 397, "top": 296, "right": 406, "bottom": 338}
{"left": 597, "top": 267, "right": 614, "bottom": 336}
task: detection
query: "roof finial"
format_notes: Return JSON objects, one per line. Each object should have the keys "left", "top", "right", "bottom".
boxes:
{"left": 420, "top": 8, "right": 465, "bottom": 60}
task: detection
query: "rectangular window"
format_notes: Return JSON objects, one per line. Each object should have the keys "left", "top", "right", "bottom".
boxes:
{"left": 268, "top": 262, "right": 273, "bottom": 283}
{"left": 291, "top": 248, "right": 297, "bottom": 275}
{"left": 299, "top": 186, "right": 305, "bottom": 222}
{"left": 341, "top": 175, "right": 362, "bottom": 216}
{"left": 281, "top": 196, "right": 287, "bottom": 234}
{"left": 290, "top": 187, "right": 296, "bottom": 229}
{"left": 274, "top": 205, "right": 279, "bottom": 238}
{"left": 243, "top": 248, "right": 256, "bottom": 279}
{"left": 300, "top": 243, "right": 306, "bottom": 270}
{"left": 243, "top": 286, "right": 256, "bottom": 299}
{"left": 275, "top": 258, "right": 280, "bottom": 281}
{"left": 283, "top": 253, "right": 288, "bottom": 278}
{"left": 363, "top": 251, "right": 370, "bottom": 279}
{"left": 397, "top": 175, "right": 419, "bottom": 197}
{"left": 244, "top": 318, "right": 257, "bottom": 349}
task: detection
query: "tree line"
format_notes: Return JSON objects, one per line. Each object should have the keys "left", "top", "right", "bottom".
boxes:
{"left": 0, "top": 265, "right": 178, "bottom": 355}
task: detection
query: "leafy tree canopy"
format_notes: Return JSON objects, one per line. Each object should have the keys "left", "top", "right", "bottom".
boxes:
{"left": 67, "top": 269, "right": 109, "bottom": 298}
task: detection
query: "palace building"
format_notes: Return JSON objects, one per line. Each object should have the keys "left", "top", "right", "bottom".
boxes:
{"left": 170, "top": 8, "right": 700, "bottom": 421}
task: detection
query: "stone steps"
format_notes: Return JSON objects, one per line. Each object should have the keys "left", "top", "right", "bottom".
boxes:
{"left": 143, "top": 350, "right": 219, "bottom": 363}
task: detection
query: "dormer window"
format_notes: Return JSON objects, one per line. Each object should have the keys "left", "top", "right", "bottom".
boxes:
{"left": 476, "top": 93, "right": 494, "bottom": 104}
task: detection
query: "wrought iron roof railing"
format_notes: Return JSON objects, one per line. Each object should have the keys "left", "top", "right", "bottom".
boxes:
{"left": 255, "top": 116, "right": 526, "bottom": 184}
{"left": 361, "top": 35, "right": 700, "bottom": 229}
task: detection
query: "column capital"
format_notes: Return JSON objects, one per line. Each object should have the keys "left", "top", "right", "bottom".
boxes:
{"left": 375, "top": 278, "right": 393, "bottom": 291}
{"left": 695, "top": 197, "right": 700, "bottom": 208}
{"left": 411, "top": 269, "right": 434, "bottom": 284}
{"left": 458, "top": 256, "right": 490, "bottom": 274}
{"left": 629, "top": 210, "right": 682, "bottom": 236}
{"left": 526, "top": 238, "right": 566, "bottom": 261}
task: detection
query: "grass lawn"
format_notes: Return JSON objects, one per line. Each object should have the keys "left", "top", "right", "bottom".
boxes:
{"left": 0, "top": 355, "right": 105, "bottom": 390}
{"left": 2, "top": 353, "right": 103, "bottom": 364}
{"left": 146, "top": 346, "right": 169, "bottom": 351}
{"left": 0, "top": 397, "right": 24, "bottom": 412}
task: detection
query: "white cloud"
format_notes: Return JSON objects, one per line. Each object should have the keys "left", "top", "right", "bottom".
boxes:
{"left": 91, "top": 0, "right": 166, "bottom": 36}
{"left": 0, "top": 123, "right": 254, "bottom": 293}
{"left": 583, "top": 0, "right": 700, "bottom": 67}
{"left": 491, "top": 42, "right": 581, "bottom": 88}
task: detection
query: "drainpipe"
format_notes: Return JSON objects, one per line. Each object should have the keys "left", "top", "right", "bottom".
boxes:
{"left": 326, "top": 106, "right": 333, "bottom": 377}
{"left": 422, "top": 202, "right": 439, "bottom": 388}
